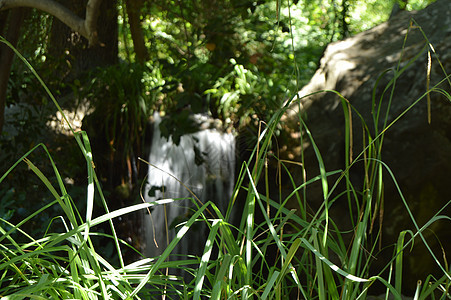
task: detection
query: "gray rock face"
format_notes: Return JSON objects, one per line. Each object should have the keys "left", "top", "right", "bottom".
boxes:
{"left": 282, "top": 0, "right": 450, "bottom": 293}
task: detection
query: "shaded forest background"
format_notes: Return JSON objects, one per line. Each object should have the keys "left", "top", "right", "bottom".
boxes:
{"left": 0, "top": 0, "right": 436, "bottom": 257}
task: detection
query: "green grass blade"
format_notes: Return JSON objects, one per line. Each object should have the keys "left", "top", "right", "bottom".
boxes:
{"left": 129, "top": 201, "right": 212, "bottom": 297}
{"left": 395, "top": 230, "right": 414, "bottom": 293}
{"left": 261, "top": 270, "right": 280, "bottom": 300}
{"left": 312, "top": 229, "right": 326, "bottom": 300}
{"left": 79, "top": 131, "right": 95, "bottom": 241}
{"left": 211, "top": 254, "right": 232, "bottom": 299}
{"left": 193, "top": 219, "right": 221, "bottom": 300}
{"left": 300, "top": 237, "right": 369, "bottom": 283}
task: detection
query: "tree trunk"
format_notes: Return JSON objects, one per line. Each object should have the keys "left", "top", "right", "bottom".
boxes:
{"left": 340, "top": 0, "right": 349, "bottom": 38}
{"left": 0, "top": 0, "right": 109, "bottom": 132}
{"left": 0, "top": 8, "right": 25, "bottom": 133}
{"left": 47, "top": 0, "right": 118, "bottom": 80}
{"left": 125, "top": 0, "right": 148, "bottom": 62}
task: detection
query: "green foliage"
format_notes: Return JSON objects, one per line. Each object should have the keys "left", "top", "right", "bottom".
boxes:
{"left": 117, "top": 0, "right": 309, "bottom": 131}
{"left": 295, "top": 0, "right": 438, "bottom": 36}
{"left": 204, "top": 58, "right": 285, "bottom": 124}
{"left": 76, "top": 61, "right": 162, "bottom": 188}
{"left": 0, "top": 102, "right": 69, "bottom": 240}
{"left": 117, "top": 0, "right": 440, "bottom": 139}
{"left": 6, "top": 0, "right": 438, "bottom": 144}
{"left": 13, "top": 10, "right": 52, "bottom": 68}
{"left": 1, "top": 1, "right": 449, "bottom": 299}
{"left": 2, "top": 17, "right": 450, "bottom": 298}
{"left": 82, "top": 62, "right": 154, "bottom": 154}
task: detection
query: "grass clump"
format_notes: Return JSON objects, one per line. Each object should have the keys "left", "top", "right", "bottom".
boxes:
{"left": 1, "top": 19, "right": 450, "bottom": 299}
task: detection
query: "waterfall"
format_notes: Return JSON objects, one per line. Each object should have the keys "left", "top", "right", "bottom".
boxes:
{"left": 143, "top": 113, "right": 235, "bottom": 263}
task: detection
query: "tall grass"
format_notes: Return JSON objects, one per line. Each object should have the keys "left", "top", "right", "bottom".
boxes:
{"left": 1, "top": 18, "right": 451, "bottom": 299}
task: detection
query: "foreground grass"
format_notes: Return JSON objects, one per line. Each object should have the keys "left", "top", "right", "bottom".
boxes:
{"left": 1, "top": 21, "right": 451, "bottom": 299}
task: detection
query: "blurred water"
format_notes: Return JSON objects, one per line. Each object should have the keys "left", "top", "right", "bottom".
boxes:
{"left": 143, "top": 112, "right": 235, "bottom": 263}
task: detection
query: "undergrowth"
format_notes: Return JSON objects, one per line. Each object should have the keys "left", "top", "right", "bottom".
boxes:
{"left": 1, "top": 19, "right": 450, "bottom": 300}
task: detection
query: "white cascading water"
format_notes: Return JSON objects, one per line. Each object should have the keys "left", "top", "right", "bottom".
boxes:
{"left": 143, "top": 112, "right": 235, "bottom": 262}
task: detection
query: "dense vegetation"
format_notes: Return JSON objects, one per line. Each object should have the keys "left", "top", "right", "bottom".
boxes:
{"left": 1, "top": 0, "right": 437, "bottom": 205}
{"left": 1, "top": 0, "right": 448, "bottom": 299}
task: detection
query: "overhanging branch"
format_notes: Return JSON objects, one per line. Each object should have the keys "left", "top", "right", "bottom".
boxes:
{"left": 0, "top": 0, "right": 102, "bottom": 46}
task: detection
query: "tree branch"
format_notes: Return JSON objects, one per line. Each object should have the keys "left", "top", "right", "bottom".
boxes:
{"left": 0, "top": 0, "right": 102, "bottom": 46}
{"left": 125, "top": 0, "right": 148, "bottom": 62}
{"left": 85, "top": 0, "right": 102, "bottom": 45}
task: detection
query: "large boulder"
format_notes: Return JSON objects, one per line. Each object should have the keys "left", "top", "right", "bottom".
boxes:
{"left": 281, "top": 0, "right": 450, "bottom": 293}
